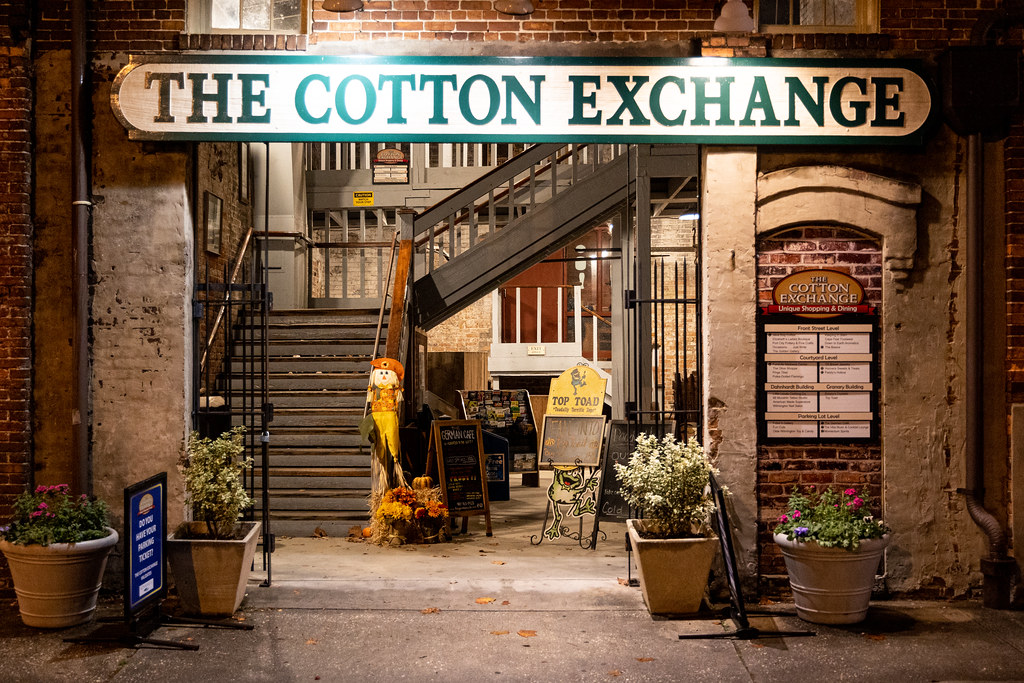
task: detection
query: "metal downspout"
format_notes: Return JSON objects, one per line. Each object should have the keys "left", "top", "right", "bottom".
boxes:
{"left": 965, "top": 133, "right": 1014, "bottom": 608}
{"left": 71, "top": 0, "right": 92, "bottom": 495}
{"left": 962, "top": 5, "right": 1024, "bottom": 606}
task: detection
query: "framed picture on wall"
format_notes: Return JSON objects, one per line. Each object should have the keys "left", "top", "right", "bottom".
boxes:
{"left": 239, "top": 142, "right": 250, "bottom": 204}
{"left": 205, "top": 191, "right": 223, "bottom": 255}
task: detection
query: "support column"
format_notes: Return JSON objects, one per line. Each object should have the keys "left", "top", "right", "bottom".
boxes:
{"left": 701, "top": 146, "right": 759, "bottom": 585}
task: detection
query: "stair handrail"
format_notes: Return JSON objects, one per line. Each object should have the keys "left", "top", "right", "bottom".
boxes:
{"left": 200, "top": 226, "right": 254, "bottom": 373}
{"left": 371, "top": 227, "right": 401, "bottom": 364}
{"left": 413, "top": 142, "right": 565, "bottom": 243}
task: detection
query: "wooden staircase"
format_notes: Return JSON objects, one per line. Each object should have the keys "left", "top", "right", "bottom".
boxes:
{"left": 231, "top": 308, "right": 382, "bottom": 537}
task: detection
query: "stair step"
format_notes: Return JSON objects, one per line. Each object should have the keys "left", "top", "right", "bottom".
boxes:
{"left": 229, "top": 375, "right": 368, "bottom": 391}
{"left": 254, "top": 474, "right": 373, "bottom": 490}
{"left": 229, "top": 357, "right": 371, "bottom": 373}
{"left": 235, "top": 340, "right": 380, "bottom": 355}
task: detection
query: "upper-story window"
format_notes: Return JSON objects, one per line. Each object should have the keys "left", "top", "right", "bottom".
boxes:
{"left": 188, "top": 0, "right": 307, "bottom": 34}
{"left": 758, "top": 0, "right": 877, "bottom": 32}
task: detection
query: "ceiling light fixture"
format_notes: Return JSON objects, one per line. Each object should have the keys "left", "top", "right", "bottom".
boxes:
{"left": 714, "top": 0, "right": 755, "bottom": 32}
{"left": 323, "top": 0, "right": 364, "bottom": 12}
{"left": 494, "top": 0, "right": 535, "bottom": 16}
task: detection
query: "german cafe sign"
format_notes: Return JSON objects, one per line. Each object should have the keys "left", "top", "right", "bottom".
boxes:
{"left": 112, "top": 55, "right": 934, "bottom": 144}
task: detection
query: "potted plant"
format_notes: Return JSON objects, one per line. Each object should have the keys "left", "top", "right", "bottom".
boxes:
{"left": 0, "top": 484, "right": 117, "bottom": 628}
{"left": 773, "top": 486, "right": 891, "bottom": 624}
{"left": 414, "top": 497, "right": 449, "bottom": 543}
{"left": 615, "top": 433, "right": 719, "bottom": 615}
{"left": 167, "top": 426, "right": 260, "bottom": 617}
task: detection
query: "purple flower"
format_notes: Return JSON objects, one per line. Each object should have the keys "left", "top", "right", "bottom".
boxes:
{"left": 794, "top": 527, "right": 809, "bottom": 537}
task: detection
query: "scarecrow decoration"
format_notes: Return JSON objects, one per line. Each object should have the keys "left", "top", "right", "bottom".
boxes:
{"left": 366, "top": 357, "right": 408, "bottom": 495}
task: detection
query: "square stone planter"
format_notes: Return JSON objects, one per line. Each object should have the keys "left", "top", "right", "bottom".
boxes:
{"left": 167, "top": 521, "right": 260, "bottom": 617}
{"left": 627, "top": 519, "right": 718, "bottom": 615}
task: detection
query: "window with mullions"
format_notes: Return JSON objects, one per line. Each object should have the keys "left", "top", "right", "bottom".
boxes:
{"left": 758, "top": 0, "right": 876, "bottom": 32}
{"left": 189, "top": 0, "right": 306, "bottom": 34}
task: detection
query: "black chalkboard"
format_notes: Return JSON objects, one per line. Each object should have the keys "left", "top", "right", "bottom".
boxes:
{"left": 596, "top": 421, "right": 676, "bottom": 523}
{"left": 432, "top": 420, "right": 492, "bottom": 536}
{"left": 539, "top": 415, "right": 606, "bottom": 467}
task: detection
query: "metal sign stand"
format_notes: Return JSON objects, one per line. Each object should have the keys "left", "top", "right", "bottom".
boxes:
{"left": 678, "top": 475, "right": 815, "bottom": 641}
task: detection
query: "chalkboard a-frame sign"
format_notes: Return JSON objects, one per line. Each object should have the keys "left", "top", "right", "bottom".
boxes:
{"left": 432, "top": 420, "right": 493, "bottom": 536}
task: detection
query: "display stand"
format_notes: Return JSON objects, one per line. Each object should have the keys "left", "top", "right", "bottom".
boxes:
{"left": 65, "top": 473, "right": 253, "bottom": 650}
{"left": 677, "top": 475, "right": 815, "bottom": 641}
{"left": 530, "top": 463, "right": 604, "bottom": 548}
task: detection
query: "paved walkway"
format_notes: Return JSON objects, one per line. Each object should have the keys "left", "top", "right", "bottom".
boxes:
{"left": 2, "top": 476, "right": 1024, "bottom": 681}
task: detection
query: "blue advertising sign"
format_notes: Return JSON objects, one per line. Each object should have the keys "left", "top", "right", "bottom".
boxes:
{"left": 124, "top": 473, "right": 167, "bottom": 614}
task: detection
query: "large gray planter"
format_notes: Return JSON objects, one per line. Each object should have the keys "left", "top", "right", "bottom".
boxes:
{"left": 626, "top": 519, "right": 718, "bottom": 615}
{"left": 0, "top": 527, "right": 118, "bottom": 628}
{"left": 774, "top": 533, "right": 890, "bottom": 624}
{"left": 167, "top": 521, "right": 260, "bottom": 617}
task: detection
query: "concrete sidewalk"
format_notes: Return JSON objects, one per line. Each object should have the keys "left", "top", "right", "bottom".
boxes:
{"left": 2, "top": 476, "right": 1024, "bottom": 681}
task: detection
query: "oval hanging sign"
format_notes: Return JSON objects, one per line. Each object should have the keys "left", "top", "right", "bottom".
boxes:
{"left": 768, "top": 269, "right": 873, "bottom": 318}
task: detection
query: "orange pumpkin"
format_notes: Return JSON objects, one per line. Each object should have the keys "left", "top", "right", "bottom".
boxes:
{"left": 412, "top": 475, "right": 434, "bottom": 490}
{"left": 361, "top": 526, "right": 373, "bottom": 538}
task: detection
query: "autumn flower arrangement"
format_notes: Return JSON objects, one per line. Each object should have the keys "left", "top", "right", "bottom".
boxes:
{"left": 0, "top": 484, "right": 111, "bottom": 546}
{"left": 774, "top": 486, "right": 889, "bottom": 551}
{"left": 371, "top": 486, "right": 449, "bottom": 545}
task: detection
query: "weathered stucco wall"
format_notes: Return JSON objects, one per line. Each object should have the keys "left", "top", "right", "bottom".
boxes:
{"left": 751, "top": 133, "right": 985, "bottom": 596}
{"left": 89, "top": 58, "right": 192, "bottom": 539}
{"left": 701, "top": 147, "right": 760, "bottom": 586}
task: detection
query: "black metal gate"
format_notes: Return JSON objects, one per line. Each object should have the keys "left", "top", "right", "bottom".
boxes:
{"left": 192, "top": 230, "right": 274, "bottom": 584}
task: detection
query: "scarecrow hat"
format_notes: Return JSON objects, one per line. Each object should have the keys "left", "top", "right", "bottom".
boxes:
{"left": 370, "top": 357, "right": 404, "bottom": 382}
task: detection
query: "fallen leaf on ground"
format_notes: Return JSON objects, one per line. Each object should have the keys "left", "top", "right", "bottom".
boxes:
{"left": 617, "top": 577, "right": 629, "bottom": 585}
{"left": 306, "top": 638, "right": 318, "bottom": 645}
{"left": 501, "top": 600, "right": 510, "bottom": 606}
{"left": 636, "top": 657, "right": 655, "bottom": 662}
{"left": 490, "top": 630, "right": 509, "bottom": 636}
{"left": 865, "top": 634, "right": 886, "bottom": 641}
{"left": 231, "top": 615, "right": 246, "bottom": 622}
{"left": 313, "top": 526, "right": 328, "bottom": 538}
{"left": 492, "top": 560, "right": 505, "bottom": 565}
{"left": 421, "top": 607, "right": 440, "bottom": 614}
{"left": 517, "top": 630, "right": 537, "bottom": 638}
{"left": 475, "top": 597, "right": 496, "bottom": 604}
{"left": 478, "top": 549, "right": 494, "bottom": 553}
{"left": 608, "top": 670, "right": 622, "bottom": 677}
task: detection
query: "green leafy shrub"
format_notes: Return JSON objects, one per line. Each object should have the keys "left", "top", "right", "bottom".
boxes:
{"left": 774, "top": 486, "right": 890, "bottom": 550}
{"left": 0, "top": 484, "right": 110, "bottom": 546}
{"left": 614, "top": 433, "right": 717, "bottom": 539}
{"left": 180, "top": 426, "right": 253, "bottom": 539}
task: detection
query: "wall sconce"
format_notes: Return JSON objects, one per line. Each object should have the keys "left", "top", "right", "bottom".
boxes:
{"left": 714, "top": 0, "right": 755, "bottom": 32}
{"left": 494, "top": 0, "right": 535, "bottom": 16}
{"left": 323, "top": 0, "right": 364, "bottom": 11}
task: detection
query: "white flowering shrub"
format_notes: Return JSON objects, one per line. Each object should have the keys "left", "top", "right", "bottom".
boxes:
{"left": 180, "top": 426, "right": 253, "bottom": 539}
{"left": 614, "top": 433, "right": 716, "bottom": 539}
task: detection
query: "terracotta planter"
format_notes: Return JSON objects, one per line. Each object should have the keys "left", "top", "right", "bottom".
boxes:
{"left": 167, "top": 521, "right": 260, "bottom": 617}
{"left": 0, "top": 527, "right": 118, "bottom": 628}
{"left": 774, "top": 533, "right": 890, "bottom": 625}
{"left": 626, "top": 519, "right": 718, "bottom": 615}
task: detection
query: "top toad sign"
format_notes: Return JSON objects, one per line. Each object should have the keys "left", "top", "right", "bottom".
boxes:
{"left": 546, "top": 365, "right": 607, "bottom": 417}
{"left": 111, "top": 56, "right": 934, "bottom": 145}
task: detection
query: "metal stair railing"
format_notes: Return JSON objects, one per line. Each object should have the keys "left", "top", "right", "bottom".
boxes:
{"left": 413, "top": 144, "right": 627, "bottom": 274}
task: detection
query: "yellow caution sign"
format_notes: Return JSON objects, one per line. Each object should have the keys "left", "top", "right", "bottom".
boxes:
{"left": 546, "top": 364, "right": 606, "bottom": 416}
{"left": 353, "top": 191, "right": 374, "bottom": 207}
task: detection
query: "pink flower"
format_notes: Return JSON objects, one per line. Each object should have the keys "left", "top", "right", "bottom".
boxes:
{"left": 778, "top": 514, "right": 789, "bottom": 523}
{"left": 853, "top": 497, "right": 864, "bottom": 509}
{"left": 844, "top": 488, "right": 857, "bottom": 496}
{"left": 30, "top": 511, "right": 43, "bottom": 518}
{"left": 37, "top": 502, "right": 48, "bottom": 510}
{"left": 792, "top": 510, "right": 801, "bottom": 519}
{"left": 35, "top": 485, "right": 47, "bottom": 494}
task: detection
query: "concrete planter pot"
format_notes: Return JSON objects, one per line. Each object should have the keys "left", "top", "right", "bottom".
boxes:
{"left": 626, "top": 519, "right": 718, "bottom": 615}
{"left": 167, "top": 521, "right": 260, "bottom": 617}
{"left": 774, "top": 533, "right": 890, "bottom": 624}
{"left": 0, "top": 527, "right": 118, "bottom": 628}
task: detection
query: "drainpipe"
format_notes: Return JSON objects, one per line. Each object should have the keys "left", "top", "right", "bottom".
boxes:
{"left": 71, "top": 0, "right": 92, "bottom": 495}
{"left": 962, "top": 3, "right": 1024, "bottom": 608}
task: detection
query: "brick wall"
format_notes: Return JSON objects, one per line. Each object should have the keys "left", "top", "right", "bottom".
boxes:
{"left": 0, "top": 41, "right": 33, "bottom": 594}
{"left": 310, "top": 0, "right": 717, "bottom": 44}
{"left": 1007, "top": 124, "right": 1024, "bottom": 410}
{"left": 755, "top": 227, "right": 884, "bottom": 581}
